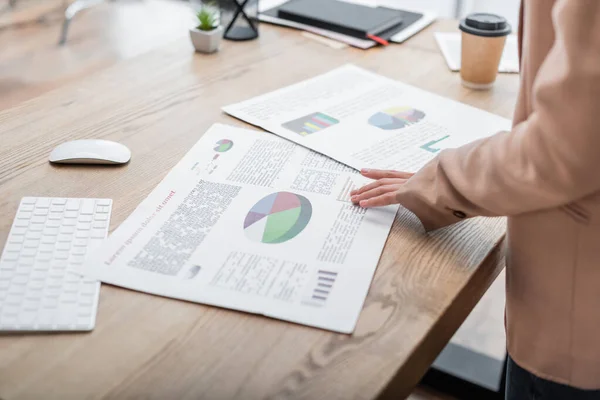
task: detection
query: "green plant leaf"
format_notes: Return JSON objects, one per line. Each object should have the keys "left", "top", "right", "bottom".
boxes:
{"left": 196, "top": 4, "right": 219, "bottom": 31}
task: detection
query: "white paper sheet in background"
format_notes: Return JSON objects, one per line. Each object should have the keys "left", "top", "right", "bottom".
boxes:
{"left": 435, "top": 32, "right": 519, "bottom": 73}
{"left": 81, "top": 124, "right": 398, "bottom": 333}
{"left": 223, "top": 65, "right": 512, "bottom": 173}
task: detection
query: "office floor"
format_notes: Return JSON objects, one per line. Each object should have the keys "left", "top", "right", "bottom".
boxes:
{"left": 0, "top": 1, "right": 515, "bottom": 398}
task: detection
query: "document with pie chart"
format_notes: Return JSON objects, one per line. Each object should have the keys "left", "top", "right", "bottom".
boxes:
{"left": 224, "top": 64, "right": 512, "bottom": 172}
{"left": 81, "top": 123, "right": 397, "bottom": 334}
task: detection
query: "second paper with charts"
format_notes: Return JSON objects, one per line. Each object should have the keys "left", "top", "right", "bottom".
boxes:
{"left": 82, "top": 123, "right": 398, "bottom": 333}
{"left": 223, "top": 64, "right": 511, "bottom": 172}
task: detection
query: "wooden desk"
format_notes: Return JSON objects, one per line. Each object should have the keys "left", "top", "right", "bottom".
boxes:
{"left": 0, "top": 22, "right": 518, "bottom": 400}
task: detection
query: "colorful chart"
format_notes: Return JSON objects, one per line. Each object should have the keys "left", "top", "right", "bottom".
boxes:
{"left": 420, "top": 135, "right": 450, "bottom": 153}
{"left": 244, "top": 192, "right": 312, "bottom": 244}
{"left": 214, "top": 139, "right": 234, "bottom": 152}
{"left": 368, "top": 107, "right": 426, "bottom": 130}
{"left": 282, "top": 112, "right": 339, "bottom": 136}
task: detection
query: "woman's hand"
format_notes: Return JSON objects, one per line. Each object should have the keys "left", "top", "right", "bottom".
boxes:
{"left": 350, "top": 169, "right": 414, "bottom": 208}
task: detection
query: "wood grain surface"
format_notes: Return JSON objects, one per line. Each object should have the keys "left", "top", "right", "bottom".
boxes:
{"left": 0, "top": 21, "right": 518, "bottom": 400}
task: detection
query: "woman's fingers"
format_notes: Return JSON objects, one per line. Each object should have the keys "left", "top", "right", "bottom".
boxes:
{"left": 359, "top": 191, "right": 399, "bottom": 208}
{"left": 360, "top": 169, "right": 414, "bottom": 180}
{"left": 351, "top": 184, "right": 400, "bottom": 204}
{"left": 351, "top": 178, "right": 405, "bottom": 196}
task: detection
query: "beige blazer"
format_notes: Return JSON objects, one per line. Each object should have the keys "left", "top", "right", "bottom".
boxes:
{"left": 398, "top": 0, "right": 600, "bottom": 389}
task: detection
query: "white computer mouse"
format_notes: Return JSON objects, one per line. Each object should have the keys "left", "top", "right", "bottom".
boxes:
{"left": 49, "top": 139, "right": 131, "bottom": 165}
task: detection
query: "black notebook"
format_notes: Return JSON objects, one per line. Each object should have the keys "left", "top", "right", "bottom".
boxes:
{"left": 277, "top": 0, "right": 404, "bottom": 40}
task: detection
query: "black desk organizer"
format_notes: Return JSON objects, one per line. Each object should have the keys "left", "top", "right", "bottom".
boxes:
{"left": 219, "top": 0, "right": 260, "bottom": 41}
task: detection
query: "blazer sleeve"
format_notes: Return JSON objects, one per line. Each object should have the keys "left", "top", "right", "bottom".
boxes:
{"left": 395, "top": 0, "right": 600, "bottom": 231}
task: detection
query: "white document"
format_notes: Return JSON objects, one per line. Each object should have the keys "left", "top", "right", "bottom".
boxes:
{"left": 223, "top": 65, "right": 512, "bottom": 173}
{"left": 435, "top": 32, "right": 519, "bottom": 73}
{"left": 81, "top": 124, "right": 398, "bottom": 333}
{"left": 259, "top": 0, "right": 436, "bottom": 49}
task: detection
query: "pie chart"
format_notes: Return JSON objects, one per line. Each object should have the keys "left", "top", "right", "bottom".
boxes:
{"left": 244, "top": 192, "right": 312, "bottom": 244}
{"left": 368, "top": 107, "right": 426, "bottom": 130}
{"left": 214, "top": 139, "right": 233, "bottom": 152}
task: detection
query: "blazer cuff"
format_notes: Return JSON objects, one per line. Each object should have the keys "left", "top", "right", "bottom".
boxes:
{"left": 396, "top": 187, "right": 470, "bottom": 233}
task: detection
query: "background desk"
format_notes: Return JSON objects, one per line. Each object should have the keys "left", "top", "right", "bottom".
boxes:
{"left": 0, "top": 22, "right": 519, "bottom": 399}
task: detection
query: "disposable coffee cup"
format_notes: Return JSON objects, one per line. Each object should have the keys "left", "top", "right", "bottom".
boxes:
{"left": 459, "top": 13, "right": 511, "bottom": 90}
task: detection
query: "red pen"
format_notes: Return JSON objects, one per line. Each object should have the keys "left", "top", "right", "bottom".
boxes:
{"left": 367, "top": 34, "right": 389, "bottom": 46}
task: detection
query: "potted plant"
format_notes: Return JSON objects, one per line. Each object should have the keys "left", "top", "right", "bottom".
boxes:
{"left": 189, "top": 4, "right": 223, "bottom": 54}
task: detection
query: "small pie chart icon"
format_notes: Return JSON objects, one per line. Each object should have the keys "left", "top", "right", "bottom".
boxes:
{"left": 214, "top": 139, "right": 233, "bottom": 152}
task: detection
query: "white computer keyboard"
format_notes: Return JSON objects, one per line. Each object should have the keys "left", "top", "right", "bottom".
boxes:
{"left": 0, "top": 197, "right": 112, "bottom": 331}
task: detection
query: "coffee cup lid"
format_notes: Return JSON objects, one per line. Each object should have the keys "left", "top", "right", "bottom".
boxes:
{"left": 459, "top": 13, "right": 511, "bottom": 37}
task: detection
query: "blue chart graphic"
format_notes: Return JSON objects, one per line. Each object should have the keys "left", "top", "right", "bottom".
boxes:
{"left": 368, "top": 107, "right": 426, "bottom": 130}
{"left": 420, "top": 135, "right": 450, "bottom": 153}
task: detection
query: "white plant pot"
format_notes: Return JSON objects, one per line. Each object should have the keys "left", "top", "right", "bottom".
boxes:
{"left": 189, "top": 26, "right": 223, "bottom": 54}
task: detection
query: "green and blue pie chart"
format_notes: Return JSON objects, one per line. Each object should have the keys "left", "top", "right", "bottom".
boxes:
{"left": 244, "top": 192, "right": 312, "bottom": 244}
{"left": 214, "top": 139, "right": 233, "bottom": 152}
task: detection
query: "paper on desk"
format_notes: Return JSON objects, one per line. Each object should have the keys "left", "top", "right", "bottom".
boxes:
{"left": 435, "top": 32, "right": 520, "bottom": 73}
{"left": 259, "top": 0, "right": 436, "bottom": 49}
{"left": 81, "top": 124, "right": 398, "bottom": 333}
{"left": 223, "top": 65, "right": 512, "bottom": 173}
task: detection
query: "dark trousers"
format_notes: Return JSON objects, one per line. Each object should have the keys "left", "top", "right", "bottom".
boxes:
{"left": 505, "top": 356, "right": 600, "bottom": 400}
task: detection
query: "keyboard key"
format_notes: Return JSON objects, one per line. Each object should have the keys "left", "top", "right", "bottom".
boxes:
{"left": 90, "top": 229, "right": 106, "bottom": 239}
{"left": 14, "top": 219, "right": 29, "bottom": 228}
{"left": 46, "top": 220, "right": 61, "bottom": 228}
{"left": 47, "top": 212, "right": 63, "bottom": 221}
{"left": 4, "top": 243, "right": 22, "bottom": 252}
{"left": 54, "top": 251, "right": 70, "bottom": 260}
{"left": 94, "top": 213, "right": 108, "bottom": 221}
{"left": 71, "top": 247, "right": 86, "bottom": 256}
{"left": 43, "top": 227, "right": 60, "bottom": 236}
{"left": 59, "top": 225, "right": 75, "bottom": 235}
{"left": 23, "top": 239, "right": 40, "bottom": 249}
{"left": 18, "top": 257, "right": 35, "bottom": 266}
{"left": 62, "top": 218, "right": 77, "bottom": 226}
{"left": 56, "top": 242, "right": 71, "bottom": 251}
{"left": 21, "top": 248, "right": 37, "bottom": 257}
{"left": 40, "top": 235, "right": 57, "bottom": 244}
{"left": 21, "top": 198, "right": 37, "bottom": 205}
{"left": 16, "top": 212, "right": 32, "bottom": 220}
{"left": 49, "top": 205, "right": 64, "bottom": 213}
{"left": 56, "top": 230, "right": 73, "bottom": 243}
{"left": 31, "top": 215, "right": 47, "bottom": 224}
{"left": 79, "top": 214, "right": 93, "bottom": 223}
{"left": 66, "top": 199, "right": 80, "bottom": 211}
{"left": 35, "top": 198, "right": 51, "bottom": 208}
{"left": 69, "top": 255, "right": 86, "bottom": 265}
{"left": 80, "top": 200, "right": 95, "bottom": 215}
{"left": 96, "top": 205, "right": 110, "bottom": 213}
{"left": 92, "top": 220, "right": 107, "bottom": 229}
{"left": 2, "top": 253, "right": 19, "bottom": 261}
{"left": 10, "top": 227, "right": 27, "bottom": 236}
{"left": 33, "top": 208, "right": 48, "bottom": 216}
{"left": 64, "top": 210, "right": 78, "bottom": 219}
{"left": 38, "top": 243, "right": 55, "bottom": 253}
{"left": 51, "top": 198, "right": 67, "bottom": 206}
{"left": 77, "top": 222, "right": 91, "bottom": 231}
{"left": 29, "top": 224, "right": 45, "bottom": 232}
{"left": 19, "top": 204, "right": 35, "bottom": 212}
{"left": 37, "top": 253, "right": 53, "bottom": 262}
{"left": 75, "top": 231, "right": 89, "bottom": 239}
